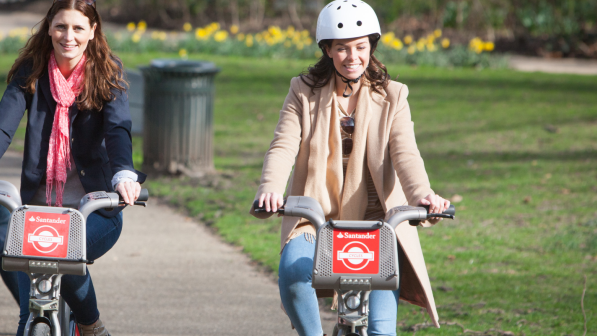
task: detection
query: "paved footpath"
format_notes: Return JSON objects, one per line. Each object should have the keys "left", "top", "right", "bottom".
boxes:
{"left": 0, "top": 150, "right": 336, "bottom": 335}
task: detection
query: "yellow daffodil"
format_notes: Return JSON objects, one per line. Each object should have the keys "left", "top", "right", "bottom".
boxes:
{"left": 287, "top": 26, "right": 295, "bottom": 38}
{"left": 315, "top": 50, "right": 323, "bottom": 58}
{"left": 407, "top": 45, "right": 416, "bottom": 54}
{"left": 195, "top": 28, "right": 207, "bottom": 40}
{"left": 246, "top": 34, "right": 254, "bottom": 47}
{"left": 434, "top": 29, "right": 442, "bottom": 38}
{"left": 214, "top": 30, "right": 228, "bottom": 42}
{"left": 230, "top": 25, "right": 239, "bottom": 34}
{"left": 391, "top": 39, "right": 403, "bottom": 50}
{"left": 469, "top": 37, "right": 482, "bottom": 49}
{"left": 441, "top": 38, "right": 450, "bottom": 48}
{"left": 237, "top": 33, "right": 245, "bottom": 41}
{"left": 151, "top": 31, "right": 159, "bottom": 40}
{"left": 305, "top": 37, "right": 313, "bottom": 45}
{"left": 159, "top": 32, "right": 167, "bottom": 41}
{"left": 301, "top": 30, "right": 309, "bottom": 37}
{"left": 179, "top": 49, "right": 188, "bottom": 58}
{"left": 127, "top": 22, "right": 135, "bottom": 32}
{"left": 484, "top": 41, "right": 495, "bottom": 51}
{"left": 131, "top": 33, "right": 141, "bottom": 43}
{"left": 209, "top": 22, "right": 220, "bottom": 31}
{"left": 255, "top": 33, "right": 263, "bottom": 42}
{"left": 404, "top": 35, "right": 413, "bottom": 45}
{"left": 426, "top": 43, "right": 437, "bottom": 52}
{"left": 268, "top": 26, "right": 282, "bottom": 37}
{"left": 137, "top": 21, "right": 147, "bottom": 32}
{"left": 183, "top": 23, "right": 192, "bottom": 32}
{"left": 381, "top": 32, "right": 395, "bottom": 45}
{"left": 416, "top": 41, "right": 425, "bottom": 52}
{"left": 297, "top": 42, "right": 304, "bottom": 50}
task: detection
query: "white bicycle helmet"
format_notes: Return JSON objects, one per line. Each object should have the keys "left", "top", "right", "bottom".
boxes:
{"left": 316, "top": 0, "right": 381, "bottom": 43}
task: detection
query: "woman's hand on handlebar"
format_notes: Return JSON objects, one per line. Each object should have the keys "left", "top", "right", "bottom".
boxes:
{"left": 258, "top": 192, "right": 284, "bottom": 213}
{"left": 115, "top": 180, "right": 142, "bottom": 206}
{"left": 418, "top": 193, "right": 450, "bottom": 221}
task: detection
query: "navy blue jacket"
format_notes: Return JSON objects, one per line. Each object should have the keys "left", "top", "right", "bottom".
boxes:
{"left": 0, "top": 61, "right": 146, "bottom": 217}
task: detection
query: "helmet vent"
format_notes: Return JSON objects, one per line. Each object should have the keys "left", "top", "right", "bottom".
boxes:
{"left": 357, "top": 20, "right": 362, "bottom": 26}
{"left": 338, "top": 23, "right": 344, "bottom": 28}
{"left": 327, "top": 3, "right": 333, "bottom": 7}
{"left": 337, "top": 5, "right": 341, "bottom": 9}
{"left": 352, "top": 4, "right": 357, "bottom": 7}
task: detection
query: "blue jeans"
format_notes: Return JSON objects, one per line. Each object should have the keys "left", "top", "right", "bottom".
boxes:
{"left": 279, "top": 234, "right": 401, "bottom": 336}
{"left": 16, "top": 212, "right": 123, "bottom": 336}
{"left": 0, "top": 205, "right": 20, "bottom": 304}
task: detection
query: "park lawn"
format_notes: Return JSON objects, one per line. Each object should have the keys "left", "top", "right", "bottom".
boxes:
{"left": 1, "top": 52, "right": 596, "bottom": 335}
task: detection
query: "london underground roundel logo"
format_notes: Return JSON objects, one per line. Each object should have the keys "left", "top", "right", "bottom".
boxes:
{"left": 28, "top": 225, "right": 64, "bottom": 253}
{"left": 337, "top": 241, "right": 375, "bottom": 270}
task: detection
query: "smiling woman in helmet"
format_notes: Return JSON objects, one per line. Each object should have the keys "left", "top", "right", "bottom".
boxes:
{"left": 251, "top": 0, "right": 449, "bottom": 335}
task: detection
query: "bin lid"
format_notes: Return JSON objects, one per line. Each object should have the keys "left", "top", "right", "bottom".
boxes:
{"left": 147, "top": 59, "right": 220, "bottom": 74}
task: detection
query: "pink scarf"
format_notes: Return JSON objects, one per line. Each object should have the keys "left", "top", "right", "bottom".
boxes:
{"left": 46, "top": 51, "right": 86, "bottom": 207}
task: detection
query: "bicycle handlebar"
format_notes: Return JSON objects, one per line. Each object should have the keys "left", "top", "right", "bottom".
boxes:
{"left": 0, "top": 181, "right": 22, "bottom": 213}
{"left": 253, "top": 196, "right": 455, "bottom": 230}
{"left": 0, "top": 180, "right": 149, "bottom": 220}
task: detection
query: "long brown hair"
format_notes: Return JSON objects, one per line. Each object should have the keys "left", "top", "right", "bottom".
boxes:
{"left": 300, "top": 34, "right": 389, "bottom": 94}
{"left": 7, "top": 0, "right": 126, "bottom": 111}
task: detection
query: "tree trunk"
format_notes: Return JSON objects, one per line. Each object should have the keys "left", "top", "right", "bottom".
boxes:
{"left": 230, "top": 0, "right": 240, "bottom": 28}
{"left": 250, "top": 0, "right": 265, "bottom": 29}
{"left": 288, "top": 0, "right": 304, "bottom": 30}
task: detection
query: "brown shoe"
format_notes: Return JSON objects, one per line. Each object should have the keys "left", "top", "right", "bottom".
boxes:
{"left": 77, "top": 318, "right": 111, "bottom": 336}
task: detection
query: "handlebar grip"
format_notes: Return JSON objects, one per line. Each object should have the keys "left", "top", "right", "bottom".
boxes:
{"left": 422, "top": 204, "right": 456, "bottom": 216}
{"left": 252, "top": 199, "right": 284, "bottom": 213}
{"left": 138, "top": 189, "right": 149, "bottom": 202}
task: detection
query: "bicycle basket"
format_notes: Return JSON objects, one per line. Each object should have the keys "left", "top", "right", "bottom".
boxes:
{"left": 312, "top": 221, "right": 399, "bottom": 291}
{"left": 2, "top": 206, "right": 87, "bottom": 275}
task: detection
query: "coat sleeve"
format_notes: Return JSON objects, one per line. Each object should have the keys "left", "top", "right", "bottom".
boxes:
{"left": 388, "top": 84, "right": 434, "bottom": 206}
{"left": 0, "top": 65, "right": 30, "bottom": 159}
{"left": 102, "top": 84, "right": 147, "bottom": 184}
{"left": 251, "top": 77, "right": 304, "bottom": 217}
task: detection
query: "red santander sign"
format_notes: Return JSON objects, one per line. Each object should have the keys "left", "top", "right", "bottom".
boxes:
{"left": 22, "top": 212, "right": 70, "bottom": 258}
{"left": 333, "top": 229, "right": 380, "bottom": 274}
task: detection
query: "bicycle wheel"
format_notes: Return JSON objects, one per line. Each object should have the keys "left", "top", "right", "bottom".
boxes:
{"left": 30, "top": 321, "right": 52, "bottom": 336}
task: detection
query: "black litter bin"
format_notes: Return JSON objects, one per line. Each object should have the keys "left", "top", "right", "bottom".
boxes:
{"left": 140, "top": 59, "right": 220, "bottom": 176}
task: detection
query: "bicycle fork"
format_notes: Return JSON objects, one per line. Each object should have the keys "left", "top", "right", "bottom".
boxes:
{"left": 25, "top": 272, "right": 64, "bottom": 336}
{"left": 335, "top": 289, "right": 371, "bottom": 336}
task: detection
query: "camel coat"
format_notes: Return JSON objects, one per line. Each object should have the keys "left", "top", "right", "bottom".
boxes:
{"left": 251, "top": 75, "right": 441, "bottom": 328}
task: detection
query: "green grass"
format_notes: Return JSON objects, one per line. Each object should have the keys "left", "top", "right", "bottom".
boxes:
{"left": 2, "top": 52, "right": 596, "bottom": 335}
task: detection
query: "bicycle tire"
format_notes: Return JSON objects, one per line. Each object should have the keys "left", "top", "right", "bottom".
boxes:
{"left": 30, "top": 321, "right": 51, "bottom": 336}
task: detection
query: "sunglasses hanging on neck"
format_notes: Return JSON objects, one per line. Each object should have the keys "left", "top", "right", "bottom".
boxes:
{"left": 340, "top": 116, "right": 355, "bottom": 155}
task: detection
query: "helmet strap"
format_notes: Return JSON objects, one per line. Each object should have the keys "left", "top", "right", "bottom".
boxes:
{"left": 335, "top": 69, "right": 363, "bottom": 98}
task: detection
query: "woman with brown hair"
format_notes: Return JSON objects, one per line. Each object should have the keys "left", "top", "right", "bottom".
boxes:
{"left": 0, "top": 1, "right": 145, "bottom": 335}
{"left": 251, "top": 1, "right": 450, "bottom": 335}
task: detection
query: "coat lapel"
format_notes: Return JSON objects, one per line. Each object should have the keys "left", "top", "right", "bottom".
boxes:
{"left": 39, "top": 71, "right": 57, "bottom": 114}
{"left": 366, "top": 87, "right": 390, "bottom": 210}
{"left": 303, "top": 76, "right": 343, "bottom": 218}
